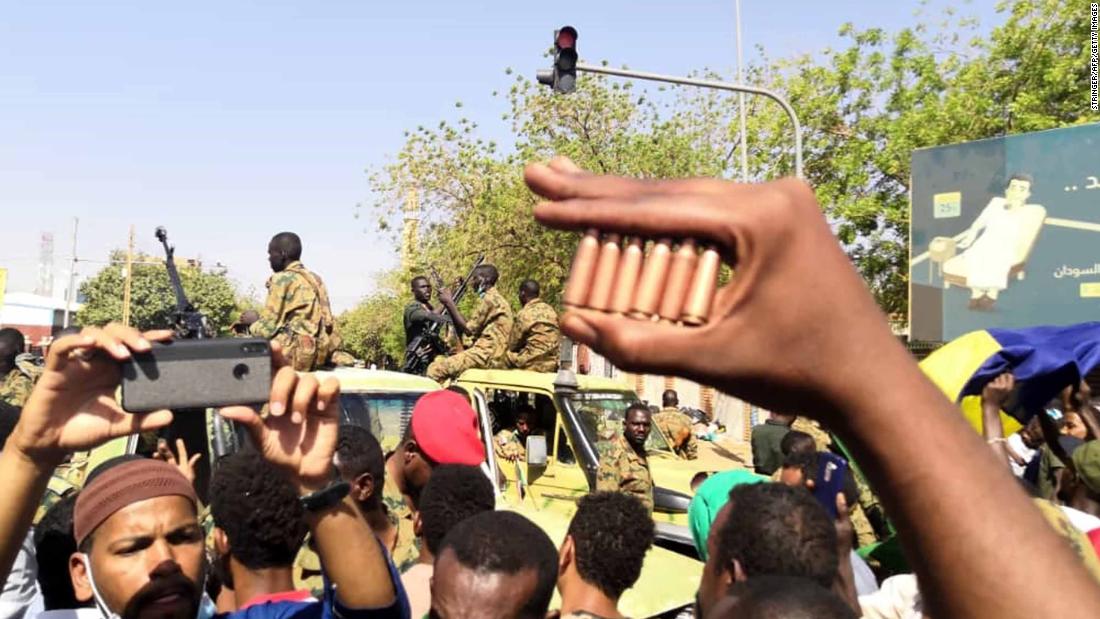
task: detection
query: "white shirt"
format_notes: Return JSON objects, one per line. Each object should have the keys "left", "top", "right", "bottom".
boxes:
{"left": 1007, "top": 433, "right": 1038, "bottom": 478}
{"left": 1, "top": 532, "right": 42, "bottom": 619}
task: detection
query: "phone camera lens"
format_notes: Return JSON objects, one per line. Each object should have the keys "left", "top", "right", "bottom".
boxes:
{"left": 233, "top": 363, "right": 250, "bottom": 380}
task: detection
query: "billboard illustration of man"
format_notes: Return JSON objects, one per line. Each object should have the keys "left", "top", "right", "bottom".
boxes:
{"left": 943, "top": 173, "right": 1047, "bottom": 311}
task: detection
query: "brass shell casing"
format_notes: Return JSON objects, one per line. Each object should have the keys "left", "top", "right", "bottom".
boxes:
{"left": 562, "top": 229, "right": 601, "bottom": 309}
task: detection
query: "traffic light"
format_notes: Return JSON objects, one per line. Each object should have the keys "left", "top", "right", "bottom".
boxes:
{"left": 536, "top": 26, "right": 578, "bottom": 94}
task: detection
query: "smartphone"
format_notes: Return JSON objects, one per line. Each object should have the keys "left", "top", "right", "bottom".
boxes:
{"left": 812, "top": 452, "right": 849, "bottom": 520}
{"left": 120, "top": 338, "right": 272, "bottom": 412}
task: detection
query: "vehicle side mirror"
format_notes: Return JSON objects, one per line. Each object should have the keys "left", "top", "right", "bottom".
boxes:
{"left": 526, "top": 435, "right": 548, "bottom": 466}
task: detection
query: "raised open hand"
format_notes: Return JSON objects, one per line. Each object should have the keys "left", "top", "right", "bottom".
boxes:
{"left": 9, "top": 324, "right": 175, "bottom": 468}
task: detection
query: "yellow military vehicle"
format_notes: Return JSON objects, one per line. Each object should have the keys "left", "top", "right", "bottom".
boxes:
{"left": 457, "top": 366, "right": 737, "bottom": 557}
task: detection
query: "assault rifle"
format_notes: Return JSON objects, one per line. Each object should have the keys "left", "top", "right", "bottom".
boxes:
{"left": 402, "top": 254, "right": 484, "bottom": 375}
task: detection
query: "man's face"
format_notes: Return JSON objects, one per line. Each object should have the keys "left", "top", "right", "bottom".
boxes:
{"left": 267, "top": 243, "right": 286, "bottom": 273}
{"left": 697, "top": 503, "right": 734, "bottom": 618}
{"left": 412, "top": 280, "right": 433, "bottom": 304}
{"left": 1064, "top": 412, "right": 1089, "bottom": 440}
{"left": 72, "top": 496, "right": 204, "bottom": 619}
{"left": 1005, "top": 179, "right": 1031, "bottom": 206}
{"left": 1021, "top": 418, "right": 1045, "bottom": 449}
{"left": 515, "top": 413, "right": 533, "bottom": 438}
{"left": 623, "top": 409, "right": 651, "bottom": 449}
{"left": 431, "top": 548, "right": 538, "bottom": 619}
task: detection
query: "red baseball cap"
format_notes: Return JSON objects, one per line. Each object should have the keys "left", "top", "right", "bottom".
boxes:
{"left": 411, "top": 390, "right": 485, "bottom": 466}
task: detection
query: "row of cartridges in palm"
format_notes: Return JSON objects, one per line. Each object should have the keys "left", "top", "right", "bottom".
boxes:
{"left": 562, "top": 230, "right": 721, "bottom": 326}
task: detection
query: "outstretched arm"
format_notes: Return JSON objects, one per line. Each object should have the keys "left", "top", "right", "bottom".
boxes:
{"left": 525, "top": 157, "right": 1100, "bottom": 618}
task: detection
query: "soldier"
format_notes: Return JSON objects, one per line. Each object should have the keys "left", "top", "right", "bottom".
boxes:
{"left": 596, "top": 403, "right": 654, "bottom": 512}
{"left": 494, "top": 404, "right": 543, "bottom": 462}
{"left": 653, "top": 389, "right": 698, "bottom": 460}
{"left": 505, "top": 280, "right": 561, "bottom": 372}
{"left": 403, "top": 276, "right": 450, "bottom": 374}
{"left": 249, "top": 232, "right": 341, "bottom": 371}
{"left": 426, "top": 264, "right": 513, "bottom": 383}
{"left": 0, "top": 328, "right": 32, "bottom": 407}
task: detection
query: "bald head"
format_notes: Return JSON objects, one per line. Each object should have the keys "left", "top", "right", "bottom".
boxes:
{"left": 662, "top": 390, "right": 678, "bottom": 408}
{"left": 267, "top": 232, "right": 302, "bottom": 272}
{"left": 474, "top": 264, "right": 499, "bottom": 290}
{"left": 519, "top": 279, "right": 540, "bottom": 305}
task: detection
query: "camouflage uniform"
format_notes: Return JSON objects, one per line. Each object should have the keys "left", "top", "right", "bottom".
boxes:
{"left": 382, "top": 472, "right": 421, "bottom": 570}
{"left": 595, "top": 434, "right": 653, "bottom": 512}
{"left": 250, "top": 261, "right": 341, "bottom": 372}
{"left": 0, "top": 367, "right": 34, "bottom": 407}
{"left": 493, "top": 428, "right": 544, "bottom": 462}
{"left": 426, "top": 286, "right": 513, "bottom": 383}
{"left": 294, "top": 515, "right": 418, "bottom": 596}
{"left": 505, "top": 298, "right": 560, "bottom": 372}
{"left": 653, "top": 407, "right": 698, "bottom": 460}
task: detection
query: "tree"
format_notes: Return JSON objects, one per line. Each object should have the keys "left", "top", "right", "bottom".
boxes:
{"left": 336, "top": 290, "right": 406, "bottom": 365}
{"left": 76, "top": 251, "right": 239, "bottom": 334}
{"left": 364, "top": 0, "right": 1096, "bottom": 322}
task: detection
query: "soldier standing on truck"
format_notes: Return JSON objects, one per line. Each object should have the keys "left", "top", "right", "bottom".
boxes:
{"left": 426, "top": 264, "right": 513, "bottom": 383}
{"left": 596, "top": 403, "right": 654, "bottom": 512}
{"left": 505, "top": 280, "right": 560, "bottom": 373}
{"left": 250, "top": 232, "right": 341, "bottom": 371}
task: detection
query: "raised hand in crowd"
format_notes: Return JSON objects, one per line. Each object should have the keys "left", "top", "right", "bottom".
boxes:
{"left": 154, "top": 437, "right": 202, "bottom": 486}
{"left": 525, "top": 156, "right": 1100, "bottom": 618}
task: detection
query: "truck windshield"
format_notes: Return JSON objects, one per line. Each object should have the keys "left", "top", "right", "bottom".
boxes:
{"left": 567, "top": 391, "right": 674, "bottom": 457}
{"left": 339, "top": 392, "right": 423, "bottom": 453}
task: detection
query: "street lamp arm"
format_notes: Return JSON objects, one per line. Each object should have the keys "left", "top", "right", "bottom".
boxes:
{"left": 575, "top": 62, "right": 804, "bottom": 179}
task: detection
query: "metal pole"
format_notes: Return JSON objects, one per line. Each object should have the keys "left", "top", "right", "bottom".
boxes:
{"left": 735, "top": 0, "right": 749, "bottom": 182}
{"left": 576, "top": 62, "right": 803, "bottom": 179}
{"left": 122, "top": 225, "right": 134, "bottom": 327}
{"left": 63, "top": 217, "right": 78, "bottom": 328}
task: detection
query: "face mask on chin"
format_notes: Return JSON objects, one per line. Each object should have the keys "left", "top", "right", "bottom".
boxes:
{"left": 80, "top": 554, "right": 213, "bottom": 619}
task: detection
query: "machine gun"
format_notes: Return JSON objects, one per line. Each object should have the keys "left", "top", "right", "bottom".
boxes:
{"left": 402, "top": 254, "right": 484, "bottom": 375}
{"left": 155, "top": 227, "right": 212, "bottom": 339}
{"left": 153, "top": 227, "right": 233, "bottom": 499}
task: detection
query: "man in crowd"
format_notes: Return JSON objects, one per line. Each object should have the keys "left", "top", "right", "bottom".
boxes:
{"left": 777, "top": 450, "right": 879, "bottom": 557}
{"left": 505, "top": 279, "right": 560, "bottom": 372}
{"left": 403, "top": 276, "right": 449, "bottom": 375}
{"left": 652, "top": 389, "right": 697, "bottom": 460}
{"left": 595, "top": 403, "right": 654, "bottom": 512}
{"left": 0, "top": 323, "right": 407, "bottom": 619}
{"left": 494, "top": 404, "right": 542, "bottom": 462}
{"left": 707, "top": 575, "right": 857, "bottom": 619}
{"left": 209, "top": 450, "right": 310, "bottom": 609}
{"left": 0, "top": 329, "right": 32, "bottom": 407}
{"left": 33, "top": 494, "right": 82, "bottom": 614}
{"left": 250, "top": 232, "right": 341, "bottom": 371}
{"left": 383, "top": 390, "right": 487, "bottom": 564}
{"left": 430, "top": 511, "right": 558, "bottom": 619}
{"left": 427, "top": 264, "right": 513, "bottom": 383}
{"left": 556, "top": 492, "right": 654, "bottom": 619}
{"left": 335, "top": 425, "right": 419, "bottom": 573}
{"left": 696, "top": 483, "right": 839, "bottom": 617}
{"left": 402, "top": 465, "right": 495, "bottom": 619}
{"left": 751, "top": 412, "right": 795, "bottom": 475}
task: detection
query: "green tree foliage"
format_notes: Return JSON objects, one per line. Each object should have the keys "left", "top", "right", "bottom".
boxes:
{"left": 336, "top": 290, "right": 406, "bottom": 365}
{"left": 76, "top": 251, "right": 239, "bottom": 334}
{"left": 355, "top": 0, "right": 1095, "bottom": 351}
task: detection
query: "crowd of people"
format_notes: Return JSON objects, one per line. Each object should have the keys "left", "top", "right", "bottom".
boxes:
{"left": 0, "top": 157, "right": 1098, "bottom": 619}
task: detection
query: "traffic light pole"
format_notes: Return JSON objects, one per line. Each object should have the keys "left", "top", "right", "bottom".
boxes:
{"left": 575, "top": 62, "right": 804, "bottom": 179}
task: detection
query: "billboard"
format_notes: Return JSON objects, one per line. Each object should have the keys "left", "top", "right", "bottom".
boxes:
{"left": 909, "top": 122, "right": 1100, "bottom": 342}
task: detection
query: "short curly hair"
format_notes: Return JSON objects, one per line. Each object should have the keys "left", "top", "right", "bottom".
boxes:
{"left": 716, "top": 483, "right": 837, "bottom": 588}
{"left": 439, "top": 511, "right": 558, "bottom": 619}
{"left": 568, "top": 491, "right": 654, "bottom": 599}
{"left": 336, "top": 424, "right": 384, "bottom": 487}
{"left": 209, "top": 450, "right": 307, "bottom": 569}
{"left": 419, "top": 465, "right": 495, "bottom": 556}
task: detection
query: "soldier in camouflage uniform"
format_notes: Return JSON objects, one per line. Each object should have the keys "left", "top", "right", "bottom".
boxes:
{"left": 0, "top": 328, "right": 33, "bottom": 407}
{"left": 427, "top": 264, "right": 514, "bottom": 383}
{"left": 653, "top": 390, "right": 698, "bottom": 459}
{"left": 595, "top": 403, "right": 654, "bottom": 512}
{"left": 505, "top": 280, "right": 560, "bottom": 372}
{"left": 250, "top": 232, "right": 341, "bottom": 371}
{"left": 494, "top": 406, "right": 543, "bottom": 462}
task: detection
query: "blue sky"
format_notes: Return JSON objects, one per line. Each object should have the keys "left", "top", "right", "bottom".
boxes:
{"left": 0, "top": 0, "right": 1002, "bottom": 311}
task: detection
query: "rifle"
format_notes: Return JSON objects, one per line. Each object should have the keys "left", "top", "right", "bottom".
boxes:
{"left": 402, "top": 254, "right": 484, "bottom": 375}
{"left": 153, "top": 227, "right": 235, "bottom": 493}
